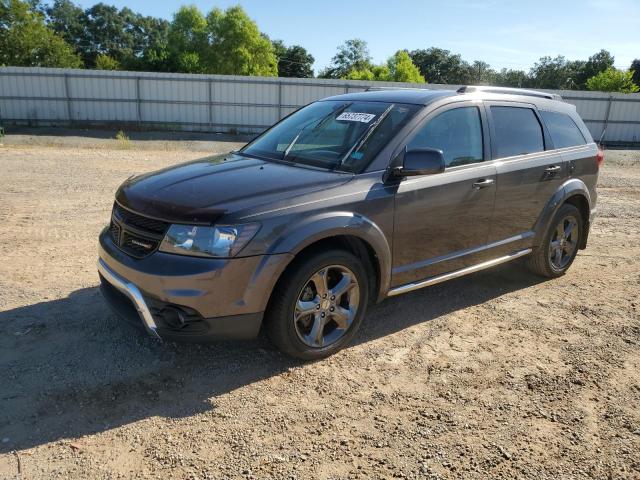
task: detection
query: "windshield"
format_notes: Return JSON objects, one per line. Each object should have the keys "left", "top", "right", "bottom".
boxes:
{"left": 241, "top": 100, "right": 419, "bottom": 173}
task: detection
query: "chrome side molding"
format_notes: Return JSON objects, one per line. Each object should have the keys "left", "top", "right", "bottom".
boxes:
{"left": 387, "top": 248, "right": 532, "bottom": 297}
{"left": 97, "top": 258, "right": 162, "bottom": 339}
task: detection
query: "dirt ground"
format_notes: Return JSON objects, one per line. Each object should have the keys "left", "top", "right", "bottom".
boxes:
{"left": 0, "top": 133, "right": 639, "bottom": 479}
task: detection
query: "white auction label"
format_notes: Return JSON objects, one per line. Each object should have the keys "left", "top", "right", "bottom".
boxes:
{"left": 336, "top": 112, "right": 376, "bottom": 123}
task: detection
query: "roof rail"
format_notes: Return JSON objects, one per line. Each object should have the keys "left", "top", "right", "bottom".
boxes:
{"left": 364, "top": 86, "right": 429, "bottom": 92}
{"left": 457, "top": 85, "right": 562, "bottom": 101}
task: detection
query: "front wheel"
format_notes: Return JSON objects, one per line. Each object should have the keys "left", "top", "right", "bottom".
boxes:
{"left": 265, "top": 249, "right": 369, "bottom": 360}
{"left": 527, "top": 203, "right": 583, "bottom": 278}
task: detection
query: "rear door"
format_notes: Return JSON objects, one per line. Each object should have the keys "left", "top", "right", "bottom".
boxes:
{"left": 391, "top": 101, "right": 497, "bottom": 287}
{"left": 486, "top": 102, "right": 566, "bottom": 253}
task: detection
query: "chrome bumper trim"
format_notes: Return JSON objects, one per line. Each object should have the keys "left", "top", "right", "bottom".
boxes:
{"left": 387, "top": 248, "right": 532, "bottom": 297}
{"left": 98, "top": 258, "right": 161, "bottom": 340}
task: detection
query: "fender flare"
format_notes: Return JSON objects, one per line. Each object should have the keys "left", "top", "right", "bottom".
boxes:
{"left": 533, "top": 178, "right": 592, "bottom": 247}
{"left": 266, "top": 211, "right": 392, "bottom": 302}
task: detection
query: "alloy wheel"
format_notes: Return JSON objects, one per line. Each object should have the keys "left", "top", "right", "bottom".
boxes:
{"left": 549, "top": 215, "right": 579, "bottom": 270}
{"left": 293, "top": 265, "right": 360, "bottom": 348}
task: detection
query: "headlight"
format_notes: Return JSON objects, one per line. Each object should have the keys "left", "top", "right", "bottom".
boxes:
{"left": 159, "top": 223, "right": 260, "bottom": 258}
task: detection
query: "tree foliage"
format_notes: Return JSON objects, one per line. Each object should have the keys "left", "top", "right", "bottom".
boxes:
{"left": 586, "top": 68, "right": 639, "bottom": 93}
{"left": 320, "top": 39, "right": 371, "bottom": 79}
{"left": 273, "top": 41, "right": 314, "bottom": 78}
{"left": 205, "top": 6, "right": 277, "bottom": 76}
{"left": 167, "top": 5, "right": 207, "bottom": 72}
{"left": 386, "top": 50, "right": 425, "bottom": 83}
{"left": 630, "top": 59, "right": 640, "bottom": 88}
{"left": 0, "top": 0, "right": 82, "bottom": 67}
{"left": 95, "top": 53, "right": 119, "bottom": 70}
{"left": 409, "top": 47, "right": 470, "bottom": 84}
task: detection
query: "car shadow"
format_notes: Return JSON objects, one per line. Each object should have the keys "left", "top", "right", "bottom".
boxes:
{"left": 0, "top": 261, "right": 544, "bottom": 453}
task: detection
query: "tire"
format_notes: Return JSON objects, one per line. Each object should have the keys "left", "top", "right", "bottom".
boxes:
{"left": 527, "top": 203, "right": 583, "bottom": 278}
{"left": 265, "top": 248, "right": 370, "bottom": 360}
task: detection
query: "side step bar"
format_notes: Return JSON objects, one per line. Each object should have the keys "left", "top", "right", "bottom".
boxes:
{"left": 387, "top": 248, "right": 532, "bottom": 297}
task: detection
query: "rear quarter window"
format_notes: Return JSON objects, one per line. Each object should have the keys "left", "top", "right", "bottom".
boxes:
{"left": 490, "top": 106, "right": 545, "bottom": 158}
{"left": 540, "top": 110, "right": 587, "bottom": 149}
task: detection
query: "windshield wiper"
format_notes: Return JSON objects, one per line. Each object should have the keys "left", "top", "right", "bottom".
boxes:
{"left": 282, "top": 102, "right": 353, "bottom": 162}
{"left": 337, "top": 104, "right": 394, "bottom": 168}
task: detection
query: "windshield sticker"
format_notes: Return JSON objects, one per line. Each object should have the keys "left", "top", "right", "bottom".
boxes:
{"left": 336, "top": 112, "right": 376, "bottom": 123}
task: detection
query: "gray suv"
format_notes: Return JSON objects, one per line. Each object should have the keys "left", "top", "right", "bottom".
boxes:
{"left": 98, "top": 86, "right": 602, "bottom": 359}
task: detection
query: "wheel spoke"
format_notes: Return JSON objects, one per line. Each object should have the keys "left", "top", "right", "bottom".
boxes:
{"left": 564, "top": 220, "right": 577, "bottom": 239}
{"left": 554, "top": 247, "right": 562, "bottom": 266}
{"left": 305, "top": 313, "right": 325, "bottom": 347}
{"left": 330, "top": 273, "right": 355, "bottom": 299}
{"left": 331, "top": 306, "right": 352, "bottom": 329}
{"left": 564, "top": 240, "right": 576, "bottom": 255}
{"left": 556, "top": 223, "right": 565, "bottom": 240}
{"left": 295, "top": 299, "right": 318, "bottom": 320}
{"left": 310, "top": 268, "right": 329, "bottom": 297}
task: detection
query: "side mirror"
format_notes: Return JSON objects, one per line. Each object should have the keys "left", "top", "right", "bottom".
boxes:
{"left": 391, "top": 147, "right": 445, "bottom": 178}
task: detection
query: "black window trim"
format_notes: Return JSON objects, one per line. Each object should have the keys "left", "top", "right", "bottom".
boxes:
{"left": 484, "top": 101, "right": 553, "bottom": 160}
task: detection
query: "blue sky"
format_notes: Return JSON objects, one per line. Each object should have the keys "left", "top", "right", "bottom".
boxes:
{"left": 75, "top": 0, "right": 638, "bottom": 74}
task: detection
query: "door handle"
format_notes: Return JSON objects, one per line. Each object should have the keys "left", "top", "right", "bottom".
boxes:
{"left": 545, "top": 165, "right": 561, "bottom": 173}
{"left": 472, "top": 179, "right": 494, "bottom": 189}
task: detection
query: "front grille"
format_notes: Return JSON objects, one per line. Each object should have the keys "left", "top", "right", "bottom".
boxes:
{"left": 110, "top": 203, "right": 169, "bottom": 258}
{"left": 109, "top": 221, "right": 121, "bottom": 244}
{"left": 113, "top": 203, "right": 169, "bottom": 235}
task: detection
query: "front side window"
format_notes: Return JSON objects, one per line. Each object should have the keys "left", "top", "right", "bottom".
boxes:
{"left": 242, "top": 100, "right": 419, "bottom": 173}
{"left": 490, "top": 106, "right": 544, "bottom": 158}
{"left": 540, "top": 110, "right": 587, "bottom": 149}
{"left": 407, "top": 106, "right": 484, "bottom": 167}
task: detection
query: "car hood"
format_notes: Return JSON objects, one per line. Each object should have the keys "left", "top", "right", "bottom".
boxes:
{"left": 115, "top": 153, "right": 352, "bottom": 224}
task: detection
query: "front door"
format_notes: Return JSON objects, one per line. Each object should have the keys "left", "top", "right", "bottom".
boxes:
{"left": 391, "top": 102, "right": 497, "bottom": 288}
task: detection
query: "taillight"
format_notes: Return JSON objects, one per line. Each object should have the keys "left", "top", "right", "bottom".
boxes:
{"left": 596, "top": 149, "right": 605, "bottom": 168}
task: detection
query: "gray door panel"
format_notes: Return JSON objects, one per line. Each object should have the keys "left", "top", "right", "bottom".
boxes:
{"left": 392, "top": 163, "right": 497, "bottom": 286}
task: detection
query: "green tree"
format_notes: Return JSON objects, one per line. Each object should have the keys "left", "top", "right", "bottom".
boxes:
{"left": 528, "top": 55, "right": 574, "bottom": 89}
{"left": 387, "top": 50, "right": 425, "bottom": 83}
{"left": 465, "top": 60, "right": 494, "bottom": 85}
{"left": 320, "top": 39, "right": 372, "bottom": 78}
{"left": 408, "top": 47, "right": 470, "bottom": 84}
{"left": 273, "top": 41, "right": 314, "bottom": 78}
{"left": 344, "top": 67, "right": 375, "bottom": 81}
{"left": 491, "top": 68, "right": 529, "bottom": 87}
{"left": 0, "top": 0, "right": 81, "bottom": 67}
{"left": 575, "top": 49, "right": 615, "bottom": 88}
{"left": 586, "top": 67, "right": 639, "bottom": 93}
{"left": 44, "top": 0, "right": 85, "bottom": 52}
{"left": 206, "top": 6, "right": 277, "bottom": 76}
{"left": 45, "top": 0, "right": 170, "bottom": 71}
{"left": 630, "top": 59, "right": 640, "bottom": 88}
{"left": 95, "top": 53, "right": 119, "bottom": 70}
{"left": 167, "top": 5, "right": 207, "bottom": 73}
{"left": 81, "top": 3, "right": 132, "bottom": 66}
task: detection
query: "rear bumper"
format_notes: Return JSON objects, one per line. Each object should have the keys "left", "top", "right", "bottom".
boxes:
{"left": 98, "top": 227, "right": 293, "bottom": 341}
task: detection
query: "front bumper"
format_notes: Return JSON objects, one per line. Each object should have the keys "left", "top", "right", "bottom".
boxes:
{"left": 98, "top": 227, "right": 293, "bottom": 342}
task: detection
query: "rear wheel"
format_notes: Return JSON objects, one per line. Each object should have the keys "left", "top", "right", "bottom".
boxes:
{"left": 265, "top": 249, "right": 369, "bottom": 360}
{"left": 527, "top": 203, "right": 583, "bottom": 278}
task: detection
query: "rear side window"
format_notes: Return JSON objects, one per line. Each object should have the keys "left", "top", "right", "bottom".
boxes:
{"left": 490, "top": 106, "right": 544, "bottom": 158}
{"left": 408, "top": 106, "right": 484, "bottom": 167}
{"left": 540, "top": 110, "right": 586, "bottom": 148}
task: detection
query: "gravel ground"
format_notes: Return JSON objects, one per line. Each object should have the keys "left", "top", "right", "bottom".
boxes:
{"left": 0, "top": 138, "right": 639, "bottom": 480}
